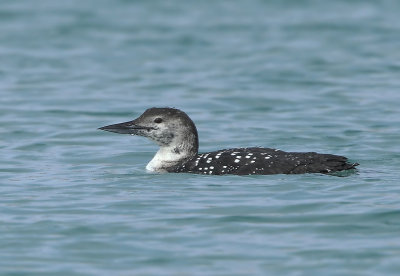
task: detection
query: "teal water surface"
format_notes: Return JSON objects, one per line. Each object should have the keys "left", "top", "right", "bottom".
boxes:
{"left": 1, "top": 0, "right": 400, "bottom": 275}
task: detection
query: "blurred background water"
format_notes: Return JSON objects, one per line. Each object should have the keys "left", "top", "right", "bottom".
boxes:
{"left": 1, "top": 0, "right": 400, "bottom": 275}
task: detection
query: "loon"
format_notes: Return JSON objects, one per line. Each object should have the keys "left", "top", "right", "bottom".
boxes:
{"left": 99, "top": 107, "right": 358, "bottom": 175}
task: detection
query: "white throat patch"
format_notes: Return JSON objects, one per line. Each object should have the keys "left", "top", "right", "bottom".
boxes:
{"left": 146, "top": 146, "right": 188, "bottom": 172}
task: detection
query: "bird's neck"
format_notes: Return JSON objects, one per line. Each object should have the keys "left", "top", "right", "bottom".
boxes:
{"left": 146, "top": 143, "right": 197, "bottom": 172}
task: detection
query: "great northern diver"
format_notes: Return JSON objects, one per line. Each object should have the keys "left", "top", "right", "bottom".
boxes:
{"left": 99, "top": 107, "right": 358, "bottom": 175}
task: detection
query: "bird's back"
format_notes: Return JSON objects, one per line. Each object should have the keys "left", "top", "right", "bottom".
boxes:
{"left": 173, "top": 147, "right": 358, "bottom": 175}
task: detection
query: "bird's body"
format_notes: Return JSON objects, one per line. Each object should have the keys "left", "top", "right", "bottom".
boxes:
{"left": 172, "top": 147, "right": 356, "bottom": 175}
{"left": 100, "top": 107, "right": 358, "bottom": 175}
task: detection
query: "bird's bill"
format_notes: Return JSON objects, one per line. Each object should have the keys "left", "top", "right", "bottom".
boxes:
{"left": 99, "top": 120, "right": 153, "bottom": 134}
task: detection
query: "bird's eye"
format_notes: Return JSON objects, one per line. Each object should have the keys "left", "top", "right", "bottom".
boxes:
{"left": 154, "top": 118, "right": 163, "bottom": 123}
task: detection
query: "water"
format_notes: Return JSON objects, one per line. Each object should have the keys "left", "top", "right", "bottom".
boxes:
{"left": 1, "top": 0, "right": 400, "bottom": 275}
